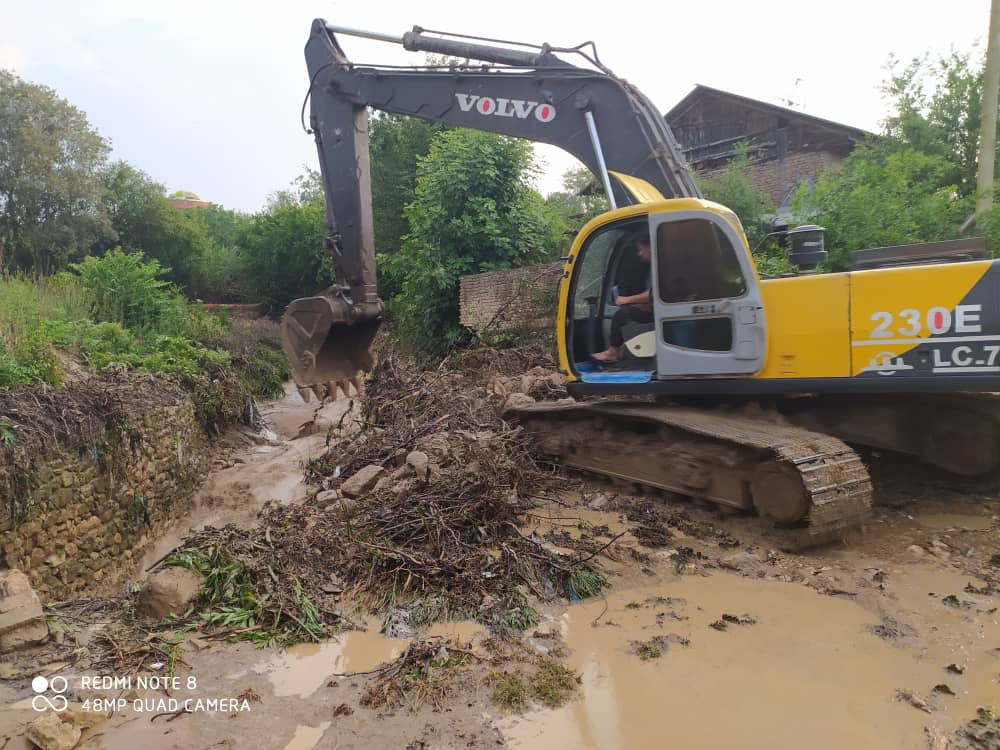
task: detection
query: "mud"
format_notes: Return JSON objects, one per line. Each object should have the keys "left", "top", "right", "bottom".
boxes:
{"left": 254, "top": 621, "right": 484, "bottom": 699}
{"left": 4, "top": 382, "right": 1000, "bottom": 749}
{"left": 503, "top": 568, "right": 999, "bottom": 749}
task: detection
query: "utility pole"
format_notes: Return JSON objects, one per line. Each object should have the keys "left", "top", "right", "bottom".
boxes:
{"left": 976, "top": 0, "right": 1000, "bottom": 216}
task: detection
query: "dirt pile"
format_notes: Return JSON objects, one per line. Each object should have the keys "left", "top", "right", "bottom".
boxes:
{"left": 168, "top": 345, "right": 600, "bottom": 641}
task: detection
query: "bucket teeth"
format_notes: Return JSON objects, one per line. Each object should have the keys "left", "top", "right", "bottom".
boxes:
{"left": 297, "top": 386, "right": 312, "bottom": 403}
{"left": 350, "top": 376, "right": 363, "bottom": 396}
{"left": 336, "top": 380, "right": 351, "bottom": 399}
{"left": 312, "top": 383, "right": 327, "bottom": 401}
{"left": 324, "top": 381, "right": 338, "bottom": 401}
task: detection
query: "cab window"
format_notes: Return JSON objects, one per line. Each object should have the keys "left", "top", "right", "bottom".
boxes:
{"left": 656, "top": 219, "right": 746, "bottom": 303}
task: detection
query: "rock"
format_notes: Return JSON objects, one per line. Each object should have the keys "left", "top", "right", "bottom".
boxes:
{"left": 315, "top": 489, "right": 342, "bottom": 505}
{"left": 341, "top": 464, "right": 385, "bottom": 499}
{"left": 67, "top": 705, "right": 107, "bottom": 731}
{"left": 0, "top": 569, "right": 48, "bottom": 652}
{"left": 502, "top": 393, "right": 536, "bottom": 412}
{"left": 718, "top": 551, "right": 758, "bottom": 571}
{"left": 405, "top": 451, "right": 430, "bottom": 481}
{"left": 25, "top": 712, "right": 82, "bottom": 750}
{"left": 907, "top": 545, "right": 925, "bottom": 558}
{"left": 586, "top": 493, "right": 609, "bottom": 510}
{"left": 137, "top": 567, "right": 204, "bottom": 620}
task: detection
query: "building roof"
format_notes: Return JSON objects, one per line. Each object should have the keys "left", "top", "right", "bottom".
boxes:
{"left": 666, "top": 84, "right": 874, "bottom": 143}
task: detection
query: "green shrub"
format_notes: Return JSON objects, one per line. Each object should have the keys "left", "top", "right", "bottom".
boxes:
{"left": 39, "top": 320, "right": 142, "bottom": 370}
{"left": 142, "top": 336, "right": 230, "bottom": 378}
{"left": 71, "top": 247, "right": 187, "bottom": 333}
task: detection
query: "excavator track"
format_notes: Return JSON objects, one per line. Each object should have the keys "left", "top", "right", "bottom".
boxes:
{"left": 506, "top": 401, "right": 872, "bottom": 550}
{"left": 780, "top": 392, "right": 1000, "bottom": 476}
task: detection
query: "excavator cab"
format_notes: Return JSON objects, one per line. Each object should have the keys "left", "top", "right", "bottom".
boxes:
{"left": 564, "top": 202, "right": 769, "bottom": 384}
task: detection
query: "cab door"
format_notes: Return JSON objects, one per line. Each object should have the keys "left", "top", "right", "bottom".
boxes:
{"left": 648, "top": 210, "right": 767, "bottom": 376}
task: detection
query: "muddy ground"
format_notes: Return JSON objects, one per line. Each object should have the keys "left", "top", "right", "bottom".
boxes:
{"left": 2, "top": 381, "right": 1000, "bottom": 749}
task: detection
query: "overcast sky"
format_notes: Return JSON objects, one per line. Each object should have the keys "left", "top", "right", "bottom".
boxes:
{"left": 1, "top": 0, "right": 991, "bottom": 212}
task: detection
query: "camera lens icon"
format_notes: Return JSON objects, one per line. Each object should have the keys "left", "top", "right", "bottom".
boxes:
{"left": 31, "top": 675, "right": 68, "bottom": 712}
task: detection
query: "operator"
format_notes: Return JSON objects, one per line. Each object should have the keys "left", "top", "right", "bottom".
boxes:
{"left": 593, "top": 229, "right": 654, "bottom": 363}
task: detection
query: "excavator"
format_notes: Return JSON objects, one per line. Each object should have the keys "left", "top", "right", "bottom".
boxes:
{"left": 281, "top": 19, "right": 1000, "bottom": 547}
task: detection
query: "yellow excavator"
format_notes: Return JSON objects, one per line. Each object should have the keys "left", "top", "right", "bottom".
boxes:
{"left": 281, "top": 20, "right": 1000, "bottom": 547}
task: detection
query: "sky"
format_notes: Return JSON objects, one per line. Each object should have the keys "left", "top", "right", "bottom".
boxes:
{"left": 0, "top": 0, "right": 991, "bottom": 213}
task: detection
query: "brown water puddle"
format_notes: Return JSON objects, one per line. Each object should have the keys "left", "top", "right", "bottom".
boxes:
{"left": 503, "top": 568, "right": 1000, "bottom": 750}
{"left": 283, "top": 721, "right": 331, "bottom": 750}
{"left": 914, "top": 512, "right": 995, "bottom": 532}
{"left": 254, "top": 620, "right": 485, "bottom": 699}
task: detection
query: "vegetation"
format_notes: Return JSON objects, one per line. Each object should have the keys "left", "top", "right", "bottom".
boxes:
{"left": 529, "top": 658, "right": 580, "bottom": 708}
{"left": 0, "top": 71, "right": 111, "bottom": 275}
{"left": 239, "top": 184, "right": 332, "bottom": 313}
{"left": 790, "top": 50, "right": 996, "bottom": 268}
{"left": 0, "top": 252, "right": 288, "bottom": 430}
{"left": 543, "top": 166, "right": 611, "bottom": 237}
{"left": 165, "top": 545, "right": 323, "bottom": 646}
{"left": 385, "top": 129, "right": 560, "bottom": 359}
{"left": 489, "top": 671, "right": 529, "bottom": 711}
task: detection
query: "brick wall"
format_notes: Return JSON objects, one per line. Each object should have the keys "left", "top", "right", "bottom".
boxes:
{"left": 699, "top": 149, "right": 842, "bottom": 206}
{"left": 0, "top": 393, "right": 208, "bottom": 600}
{"left": 459, "top": 262, "right": 563, "bottom": 336}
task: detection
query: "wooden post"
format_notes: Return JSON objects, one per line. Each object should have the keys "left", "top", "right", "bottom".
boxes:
{"left": 976, "top": 0, "right": 1000, "bottom": 216}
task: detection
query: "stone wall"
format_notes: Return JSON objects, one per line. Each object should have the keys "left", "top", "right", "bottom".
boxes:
{"left": 0, "top": 398, "right": 208, "bottom": 601}
{"left": 459, "top": 262, "right": 563, "bottom": 338}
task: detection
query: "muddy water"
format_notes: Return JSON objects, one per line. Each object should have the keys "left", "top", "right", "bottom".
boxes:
{"left": 137, "top": 384, "right": 351, "bottom": 573}
{"left": 503, "top": 568, "right": 1000, "bottom": 750}
{"left": 914, "top": 512, "right": 995, "bottom": 531}
{"left": 255, "top": 621, "right": 485, "bottom": 699}
{"left": 283, "top": 721, "right": 331, "bottom": 750}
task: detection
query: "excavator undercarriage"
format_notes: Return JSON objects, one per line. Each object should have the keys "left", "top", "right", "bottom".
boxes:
{"left": 507, "top": 401, "right": 874, "bottom": 550}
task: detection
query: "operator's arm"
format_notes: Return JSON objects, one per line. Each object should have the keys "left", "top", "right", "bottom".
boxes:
{"left": 615, "top": 289, "right": 651, "bottom": 306}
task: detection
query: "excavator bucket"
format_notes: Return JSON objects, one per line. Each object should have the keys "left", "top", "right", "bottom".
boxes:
{"left": 280, "top": 289, "right": 381, "bottom": 402}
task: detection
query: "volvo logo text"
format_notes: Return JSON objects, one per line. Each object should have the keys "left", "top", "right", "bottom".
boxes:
{"left": 454, "top": 94, "right": 556, "bottom": 122}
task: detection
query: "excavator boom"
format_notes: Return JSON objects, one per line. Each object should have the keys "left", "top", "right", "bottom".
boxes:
{"left": 281, "top": 19, "right": 698, "bottom": 398}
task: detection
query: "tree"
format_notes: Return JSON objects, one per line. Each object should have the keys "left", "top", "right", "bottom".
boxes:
{"left": 385, "top": 129, "right": 554, "bottom": 358}
{"left": 182, "top": 203, "right": 252, "bottom": 302}
{"left": 240, "top": 185, "right": 332, "bottom": 313}
{"left": 793, "top": 146, "right": 968, "bottom": 269}
{"left": 881, "top": 51, "right": 990, "bottom": 198}
{"left": 369, "top": 113, "right": 444, "bottom": 299}
{"left": 543, "top": 166, "right": 610, "bottom": 238}
{"left": 99, "top": 161, "right": 214, "bottom": 291}
{"left": 0, "top": 70, "right": 111, "bottom": 274}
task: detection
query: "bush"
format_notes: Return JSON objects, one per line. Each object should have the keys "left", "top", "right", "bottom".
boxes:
{"left": 385, "top": 129, "right": 553, "bottom": 361}
{"left": 71, "top": 247, "right": 187, "bottom": 334}
{"left": 39, "top": 319, "right": 142, "bottom": 370}
{"left": 141, "top": 336, "right": 231, "bottom": 378}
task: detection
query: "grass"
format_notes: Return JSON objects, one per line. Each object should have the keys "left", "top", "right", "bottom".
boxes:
{"left": 488, "top": 671, "right": 528, "bottom": 711}
{"left": 634, "top": 637, "right": 667, "bottom": 660}
{"left": 0, "top": 265, "right": 290, "bottom": 432}
{"left": 529, "top": 658, "right": 579, "bottom": 708}
{"left": 561, "top": 567, "right": 608, "bottom": 600}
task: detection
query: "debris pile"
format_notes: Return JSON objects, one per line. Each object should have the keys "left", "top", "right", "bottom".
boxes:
{"left": 170, "top": 345, "right": 601, "bottom": 641}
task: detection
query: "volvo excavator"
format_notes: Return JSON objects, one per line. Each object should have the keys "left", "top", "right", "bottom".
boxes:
{"left": 281, "top": 19, "right": 1000, "bottom": 547}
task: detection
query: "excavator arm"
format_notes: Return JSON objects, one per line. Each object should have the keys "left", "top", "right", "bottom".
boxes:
{"left": 282, "top": 19, "right": 699, "bottom": 399}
